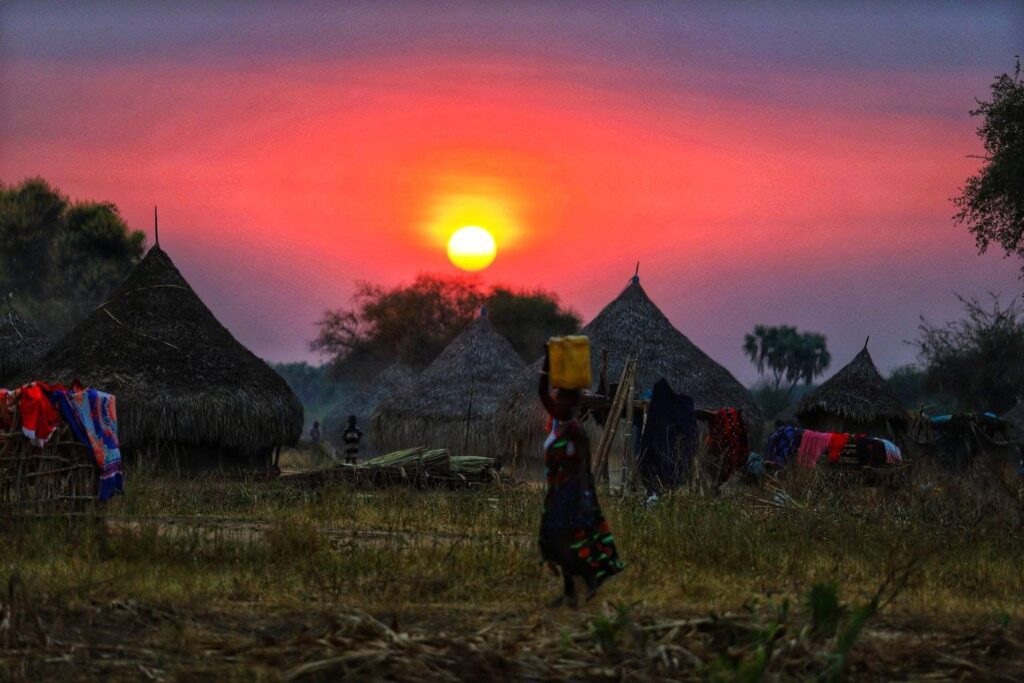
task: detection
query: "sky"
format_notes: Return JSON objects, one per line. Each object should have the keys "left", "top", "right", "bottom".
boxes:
{"left": 1, "top": 1, "right": 1022, "bottom": 385}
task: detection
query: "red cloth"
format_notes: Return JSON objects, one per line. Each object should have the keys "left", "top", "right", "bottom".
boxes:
{"left": 707, "top": 408, "right": 749, "bottom": 483}
{"left": 18, "top": 382, "right": 61, "bottom": 446}
{"left": 0, "top": 389, "right": 17, "bottom": 430}
{"left": 826, "top": 432, "right": 850, "bottom": 464}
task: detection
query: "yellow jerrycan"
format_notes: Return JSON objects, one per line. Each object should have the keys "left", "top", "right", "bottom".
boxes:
{"left": 547, "top": 336, "right": 592, "bottom": 390}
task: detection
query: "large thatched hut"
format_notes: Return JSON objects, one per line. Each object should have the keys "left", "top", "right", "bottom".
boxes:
{"left": 0, "top": 304, "right": 49, "bottom": 384}
{"left": 580, "top": 276, "right": 759, "bottom": 418}
{"left": 23, "top": 246, "right": 303, "bottom": 471}
{"left": 796, "top": 344, "right": 906, "bottom": 439}
{"left": 372, "top": 310, "right": 525, "bottom": 457}
{"left": 324, "top": 363, "right": 417, "bottom": 454}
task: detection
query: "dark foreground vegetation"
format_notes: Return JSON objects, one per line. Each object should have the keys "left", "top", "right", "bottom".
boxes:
{"left": 1, "top": 454, "right": 1021, "bottom": 681}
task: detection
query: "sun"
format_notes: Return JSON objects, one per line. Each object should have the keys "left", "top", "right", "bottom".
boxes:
{"left": 447, "top": 226, "right": 497, "bottom": 271}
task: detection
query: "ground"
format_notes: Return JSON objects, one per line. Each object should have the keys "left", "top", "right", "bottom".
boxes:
{"left": 1, "top": 461, "right": 1022, "bottom": 681}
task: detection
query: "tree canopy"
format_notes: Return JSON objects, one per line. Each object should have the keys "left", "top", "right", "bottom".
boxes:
{"left": 915, "top": 293, "right": 1024, "bottom": 413}
{"left": 0, "top": 178, "right": 146, "bottom": 334}
{"left": 743, "top": 324, "right": 831, "bottom": 396}
{"left": 953, "top": 58, "right": 1024, "bottom": 274}
{"left": 311, "top": 275, "right": 580, "bottom": 380}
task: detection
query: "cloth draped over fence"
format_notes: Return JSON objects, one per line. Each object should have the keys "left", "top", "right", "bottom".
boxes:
{"left": 1, "top": 382, "right": 123, "bottom": 501}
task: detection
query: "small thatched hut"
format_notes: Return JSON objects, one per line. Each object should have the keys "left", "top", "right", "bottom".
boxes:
{"left": 324, "top": 363, "right": 417, "bottom": 454}
{"left": 0, "top": 304, "right": 49, "bottom": 384}
{"left": 23, "top": 246, "right": 303, "bottom": 471}
{"left": 372, "top": 310, "right": 525, "bottom": 457}
{"left": 796, "top": 344, "right": 906, "bottom": 439}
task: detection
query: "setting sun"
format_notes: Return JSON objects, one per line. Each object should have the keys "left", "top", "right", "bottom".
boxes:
{"left": 447, "top": 226, "right": 497, "bottom": 271}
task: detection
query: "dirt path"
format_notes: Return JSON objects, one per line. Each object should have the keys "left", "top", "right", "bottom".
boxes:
{"left": 104, "top": 515, "right": 533, "bottom": 548}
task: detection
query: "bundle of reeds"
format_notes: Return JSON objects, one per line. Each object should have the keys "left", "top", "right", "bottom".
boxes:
{"left": 359, "top": 447, "right": 450, "bottom": 475}
{"left": 448, "top": 455, "right": 496, "bottom": 475}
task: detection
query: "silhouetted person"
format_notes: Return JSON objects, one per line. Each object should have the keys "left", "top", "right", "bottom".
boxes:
{"left": 343, "top": 415, "right": 363, "bottom": 465}
{"left": 537, "top": 347, "right": 623, "bottom": 607}
{"left": 309, "top": 420, "right": 321, "bottom": 444}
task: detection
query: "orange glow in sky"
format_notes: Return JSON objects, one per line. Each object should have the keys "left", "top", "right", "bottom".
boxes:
{"left": 1, "top": 2, "right": 1021, "bottom": 382}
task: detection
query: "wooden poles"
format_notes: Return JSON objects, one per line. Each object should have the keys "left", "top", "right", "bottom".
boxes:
{"left": 591, "top": 357, "right": 637, "bottom": 483}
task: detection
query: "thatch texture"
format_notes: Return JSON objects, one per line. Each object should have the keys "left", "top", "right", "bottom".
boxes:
{"left": 578, "top": 277, "right": 759, "bottom": 418}
{"left": 0, "top": 307, "right": 49, "bottom": 384}
{"left": 796, "top": 346, "right": 906, "bottom": 428}
{"left": 324, "top": 363, "right": 417, "bottom": 449}
{"left": 372, "top": 313, "right": 526, "bottom": 457}
{"left": 23, "top": 246, "right": 303, "bottom": 459}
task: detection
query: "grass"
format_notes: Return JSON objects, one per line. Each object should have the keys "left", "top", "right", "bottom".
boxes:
{"left": 1, "top": 456, "right": 1023, "bottom": 680}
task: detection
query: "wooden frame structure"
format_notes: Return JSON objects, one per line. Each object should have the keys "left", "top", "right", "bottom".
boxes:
{"left": 0, "top": 425, "right": 98, "bottom": 517}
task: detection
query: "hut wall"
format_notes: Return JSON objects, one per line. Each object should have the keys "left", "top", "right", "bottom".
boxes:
{"left": 127, "top": 442, "right": 273, "bottom": 475}
{"left": 798, "top": 413, "right": 903, "bottom": 443}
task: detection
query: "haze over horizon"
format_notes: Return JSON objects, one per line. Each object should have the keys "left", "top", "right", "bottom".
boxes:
{"left": 2, "top": 1, "right": 1022, "bottom": 385}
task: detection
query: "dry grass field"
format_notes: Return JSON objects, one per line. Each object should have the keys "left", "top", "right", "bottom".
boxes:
{"left": 1, "top": 454, "right": 1022, "bottom": 681}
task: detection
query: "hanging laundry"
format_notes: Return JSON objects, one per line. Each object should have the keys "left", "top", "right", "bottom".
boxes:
{"left": 878, "top": 438, "right": 902, "bottom": 464}
{"left": 637, "top": 379, "right": 696, "bottom": 490}
{"left": 765, "top": 426, "right": 804, "bottom": 468}
{"left": 707, "top": 408, "right": 749, "bottom": 482}
{"left": 826, "top": 432, "right": 850, "bottom": 464}
{"left": 51, "top": 387, "right": 124, "bottom": 501}
{"left": 796, "top": 430, "right": 831, "bottom": 468}
{"left": 18, "top": 382, "right": 61, "bottom": 447}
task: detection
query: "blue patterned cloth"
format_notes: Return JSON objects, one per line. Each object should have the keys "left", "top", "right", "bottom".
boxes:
{"left": 765, "top": 426, "right": 804, "bottom": 468}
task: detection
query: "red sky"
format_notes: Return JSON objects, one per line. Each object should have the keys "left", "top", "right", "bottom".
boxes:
{"left": 1, "top": 2, "right": 1022, "bottom": 383}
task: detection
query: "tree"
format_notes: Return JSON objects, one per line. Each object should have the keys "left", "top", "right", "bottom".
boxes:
{"left": 953, "top": 58, "right": 1024, "bottom": 274}
{"left": 0, "top": 178, "right": 146, "bottom": 334}
{"left": 312, "top": 275, "right": 580, "bottom": 380}
{"left": 743, "top": 325, "right": 831, "bottom": 399}
{"left": 915, "top": 293, "right": 1024, "bottom": 413}
{"left": 484, "top": 287, "right": 580, "bottom": 361}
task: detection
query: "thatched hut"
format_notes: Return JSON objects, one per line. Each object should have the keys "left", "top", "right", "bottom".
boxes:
{"left": 796, "top": 344, "right": 906, "bottom": 439}
{"left": 498, "top": 275, "right": 760, "bottom": 478}
{"left": 372, "top": 310, "right": 525, "bottom": 457}
{"left": 23, "top": 246, "right": 303, "bottom": 471}
{"left": 324, "top": 363, "right": 417, "bottom": 454}
{"left": 580, "top": 276, "right": 759, "bottom": 418}
{"left": 0, "top": 304, "right": 49, "bottom": 384}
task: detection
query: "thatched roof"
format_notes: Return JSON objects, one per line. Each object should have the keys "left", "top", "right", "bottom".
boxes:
{"left": 324, "top": 363, "right": 417, "bottom": 436}
{"left": 377, "top": 312, "right": 525, "bottom": 421}
{"left": 796, "top": 346, "right": 906, "bottom": 425}
{"left": 0, "top": 305, "right": 49, "bottom": 383}
{"left": 577, "top": 277, "right": 759, "bottom": 419}
{"left": 23, "top": 246, "right": 303, "bottom": 453}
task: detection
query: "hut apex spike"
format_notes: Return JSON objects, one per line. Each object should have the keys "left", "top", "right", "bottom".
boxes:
{"left": 863, "top": 336, "right": 870, "bottom": 350}
{"left": 154, "top": 205, "right": 159, "bottom": 247}
{"left": 631, "top": 262, "right": 640, "bottom": 284}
